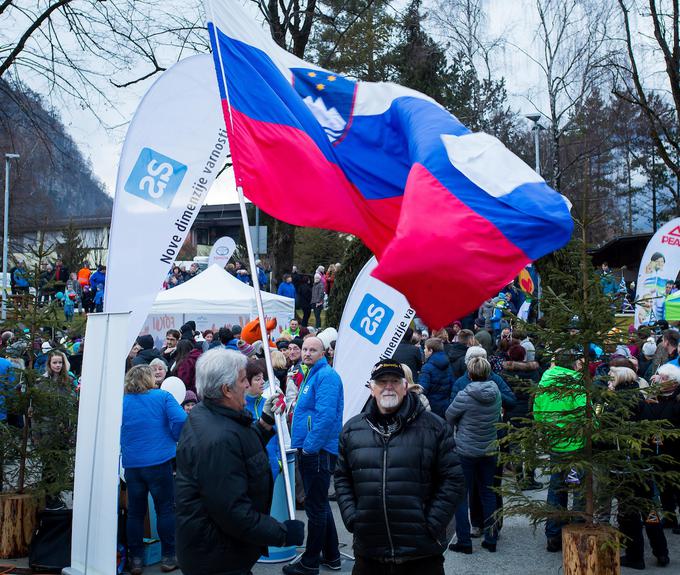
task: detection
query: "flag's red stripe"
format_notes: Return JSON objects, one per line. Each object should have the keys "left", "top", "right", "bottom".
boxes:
{"left": 373, "top": 163, "right": 530, "bottom": 327}
{"left": 225, "top": 103, "right": 401, "bottom": 255}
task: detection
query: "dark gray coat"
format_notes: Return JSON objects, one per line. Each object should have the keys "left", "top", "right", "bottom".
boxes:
{"left": 445, "top": 380, "right": 501, "bottom": 458}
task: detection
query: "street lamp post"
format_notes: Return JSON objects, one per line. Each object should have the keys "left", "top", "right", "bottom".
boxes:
{"left": 525, "top": 113, "right": 543, "bottom": 175}
{"left": 3, "top": 153, "right": 20, "bottom": 321}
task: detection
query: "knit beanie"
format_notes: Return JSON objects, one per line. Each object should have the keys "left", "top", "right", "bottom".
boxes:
{"left": 136, "top": 334, "right": 154, "bottom": 350}
{"left": 182, "top": 390, "right": 198, "bottom": 406}
{"left": 237, "top": 339, "right": 256, "bottom": 357}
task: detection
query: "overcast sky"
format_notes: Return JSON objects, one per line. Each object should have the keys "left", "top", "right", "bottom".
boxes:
{"left": 21, "top": 0, "right": 657, "bottom": 207}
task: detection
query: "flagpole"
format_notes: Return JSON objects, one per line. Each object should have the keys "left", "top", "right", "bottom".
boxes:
{"left": 237, "top": 185, "right": 296, "bottom": 520}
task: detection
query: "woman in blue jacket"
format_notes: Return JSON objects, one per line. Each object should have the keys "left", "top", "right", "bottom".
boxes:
{"left": 121, "top": 365, "right": 187, "bottom": 574}
{"left": 244, "top": 359, "right": 282, "bottom": 480}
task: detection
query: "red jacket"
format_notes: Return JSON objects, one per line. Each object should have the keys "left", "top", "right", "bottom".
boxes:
{"left": 177, "top": 348, "right": 203, "bottom": 393}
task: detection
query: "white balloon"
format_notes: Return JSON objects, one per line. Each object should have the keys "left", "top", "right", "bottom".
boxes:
{"left": 161, "top": 376, "right": 186, "bottom": 405}
{"left": 317, "top": 327, "right": 338, "bottom": 350}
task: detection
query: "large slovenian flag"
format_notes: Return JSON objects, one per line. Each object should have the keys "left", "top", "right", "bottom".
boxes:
{"left": 205, "top": 0, "right": 573, "bottom": 327}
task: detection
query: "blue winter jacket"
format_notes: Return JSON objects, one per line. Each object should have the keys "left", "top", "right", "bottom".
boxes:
{"left": 418, "top": 351, "right": 455, "bottom": 418}
{"left": 121, "top": 389, "right": 187, "bottom": 468}
{"left": 450, "top": 372, "right": 517, "bottom": 410}
{"left": 291, "top": 357, "right": 344, "bottom": 455}
{"left": 90, "top": 270, "right": 106, "bottom": 291}
{"left": 13, "top": 268, "right": 28, "bottom": 288}
{"left": 257, "top": 267, "right": 267, "bottom": 288}
{"left": 277, "top": 282, "right": 296, "bottom": 299}
{"left": 0, "top": 358, "right": 14, "bottom": 422}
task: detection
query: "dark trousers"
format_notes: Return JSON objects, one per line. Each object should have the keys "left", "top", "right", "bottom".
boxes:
{"left": 299, "top": 450, "right": 339, "bottom": 569}
{"left": 455, "top": 455, "right": 498, "bottom": 546}
{"left": 313, "top": 305, "right": 322, "bottom": 328}
{"left": 125, "top": 461, "right": 176, "bottom": 559}
{"left": 352, "top": 554, "right": 444, "bottom": 575}
{"left": 619, "top": 509, "right": 668, "bottom": 562}
{"left": 618, "top": 479, "right": 668, "bottom": 561}
{"left": 545, "top": 456, "right": 584, "bottom": 540}
{"left": 469, "top": 456, "right": 503, "bottom": 531}
{"left": 300, "top": 307, "right": 311, "bottom": 327}
{"left": 660, "top": 480, "right": 680, "bottom": 527}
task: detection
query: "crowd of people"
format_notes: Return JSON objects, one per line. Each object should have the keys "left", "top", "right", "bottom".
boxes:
{"left": 164, "top": 260, "right": 341, "bottom": 330}
{"left": 4, "top": 256, "right": 680, "bottom": 575}
{"left": 8, "top": 259, "right": 107, "bottom": 316}
{"left": 113, "top": 293, "right": 680, "bottom": 575}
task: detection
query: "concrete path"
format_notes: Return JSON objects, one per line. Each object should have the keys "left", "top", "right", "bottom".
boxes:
{"left": 6, "top": 485, "right": 680, "bottom": 574}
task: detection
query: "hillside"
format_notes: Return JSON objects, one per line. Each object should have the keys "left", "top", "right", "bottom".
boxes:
{"left": 0, "top": 79, "right": 113, "bottom": 229}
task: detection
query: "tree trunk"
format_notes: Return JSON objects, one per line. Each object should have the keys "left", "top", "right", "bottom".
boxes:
{"left": 271, "top": 220, "right": 295, "bottom": 286}
{"left": 0, "top": 493, "right": 42, "bottom": 558}
{"left": 562, "top": 524, "right": 619, "bottom": 575}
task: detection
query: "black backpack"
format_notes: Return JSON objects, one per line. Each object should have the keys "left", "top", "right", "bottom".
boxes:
{"left": 29, "top": 509, "right": 72, "bottom": 573}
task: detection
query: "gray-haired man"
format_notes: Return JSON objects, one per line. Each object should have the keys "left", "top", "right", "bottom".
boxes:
{"left": 175, "top": 348, "right": 304, "bottom": 575}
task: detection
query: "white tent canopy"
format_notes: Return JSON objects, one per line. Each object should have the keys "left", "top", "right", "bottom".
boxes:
{"left": 150, "top": 264, "right": 294, "bottom": 315}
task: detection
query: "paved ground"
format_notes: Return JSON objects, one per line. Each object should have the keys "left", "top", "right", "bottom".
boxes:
{"left": 6, "top": 484, "right": 680, "bottom": 574}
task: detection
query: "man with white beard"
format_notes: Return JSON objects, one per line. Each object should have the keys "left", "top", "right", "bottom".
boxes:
{"left": 334, "top": 360, "right": 464, "bottom": 575}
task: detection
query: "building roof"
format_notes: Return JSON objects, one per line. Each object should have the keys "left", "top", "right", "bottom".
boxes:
{"left": 589, "top": 232, "right": 653, "bottom": 269}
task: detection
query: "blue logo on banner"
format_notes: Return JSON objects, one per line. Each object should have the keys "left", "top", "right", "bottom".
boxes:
{"left": 124, "top": 148, "right": 187, "bottom": 209}
{"left": 350, "top": 294, "right": 394, "bottom": 344}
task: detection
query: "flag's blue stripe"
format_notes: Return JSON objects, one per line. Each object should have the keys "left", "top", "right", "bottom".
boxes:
{"left": 208, "top": 23, "right": 228, "bottom": 101}
{"left": 338, "top": 97, "right": 572, "bottom": 256}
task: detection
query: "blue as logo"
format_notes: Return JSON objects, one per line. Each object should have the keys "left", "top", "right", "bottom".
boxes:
{"left": 124, "top": 148, "right": 187, "bottom": 209}
{"left": 350, "top": 294, "right": 394, "bottom": 344}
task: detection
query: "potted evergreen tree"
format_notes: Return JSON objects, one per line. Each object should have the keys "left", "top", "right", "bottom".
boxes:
{"left": 499, "top": 236, "right": 680, "bottom": 575}
{"left": 0, "top": 236, "right": 78, "bottom": 557}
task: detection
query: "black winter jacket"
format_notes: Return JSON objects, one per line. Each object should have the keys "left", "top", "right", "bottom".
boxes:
{"left": 391, "top": 343, "right": 423, "bottom": 379}
{"left": 175, "top": 400, "right": 287, "bottom": 575}
{"left": 132, "top": 347, "right": 164, "bottom": 367}
{"left": 335, "top": 393, "right": 464, "bottom": 562}
{"left": 447, "top": 342, "right": 468, "bottom": 378}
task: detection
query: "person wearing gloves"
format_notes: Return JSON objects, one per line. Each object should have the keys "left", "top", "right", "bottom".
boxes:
{"left": 175, "top": 348, "right": 301, "bottom": 575}
{"left": 284, "top": 337, "right": 344, "bottom": 575}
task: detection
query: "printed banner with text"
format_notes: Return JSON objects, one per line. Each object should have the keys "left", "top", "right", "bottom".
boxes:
{"left": 208, "top": 236, "right": 236, "bottom": 268}
{"left": 635, "top": 217, "right": 680, "bottom": 327}
{"left": 105, "top": 55, "right": 229, "bottom": 349}
{"left": 334, "top": 257, "right": 414, "bottom": 423}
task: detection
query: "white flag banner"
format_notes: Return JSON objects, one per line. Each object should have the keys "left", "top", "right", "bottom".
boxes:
{"left": 334, "top": 257, "right": 414, "bottom": 424}
{"left": 65, "top": 312, "right": 129, "bottom": 575}
{"left": 105, "top": 54, "right": 229, "bottom": 349}
{"left": 208, "top": 236, "right": 236, "bottom": 268}
{"left": 634, "top": 217, "right": 680, "bottom": 327}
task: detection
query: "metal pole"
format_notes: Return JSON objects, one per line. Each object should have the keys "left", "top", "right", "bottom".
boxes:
{"left": 2, "top": 155, "right": 18, "bottom": 321}
{"left": 236, "top": 186, "right": 296, "bottom": 520}
{"left": 255, "top": 205, "right": 260, "bottom": 259}
{"left": 652, "top": 146, "right": 657, "bottom": 232}
{"left": 534, "top": 126, "right": 541, "bottom": 176}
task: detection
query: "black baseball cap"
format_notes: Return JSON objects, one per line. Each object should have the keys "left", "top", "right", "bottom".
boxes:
{"left": 371, "top": 360, "right": 405, "bottom": 380}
